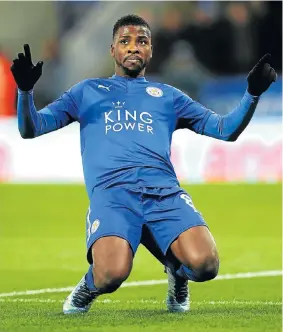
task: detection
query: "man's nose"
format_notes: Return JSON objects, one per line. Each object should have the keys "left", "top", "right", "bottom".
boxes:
{"left": 127, "top": 42, "right": 139, "bottom": 53}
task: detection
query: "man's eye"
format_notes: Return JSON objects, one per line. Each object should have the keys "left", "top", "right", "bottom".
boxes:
{"left": 120, "top": 40, "right": 128, "bottom": 44}
{"left": 140, "top": 40, "right": 148, "bottom": 45}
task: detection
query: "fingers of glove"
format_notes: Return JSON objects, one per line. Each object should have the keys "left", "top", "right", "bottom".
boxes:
{"left": 10, "top": 63, "right": 22, "bottom": 84}
{"left": 17, "top": 52, "right": 30, "bottom": 68}
{"left": 262, "top": 63, "right": 271, "bottom": 78}
{"left": 24, "top": 44, "right": 33, "bottom": 64}
{"left": 12, "top": 58, "right": 20, "bottom": 66}
{"left": 18, "top": 53, "right": 25, "bottom": 61}
{"left": 35, "top": 61, "right": 43, "bottom": 69}
{"left": 10, "top": 63, "right": 16, "bottom": 74}
{"left": 256, "top": 53, "right": 272, "bottom": 69}
{"left": 33, "top": 61, "right": 43, "bottom": 81}
{"left": 11, "top": 59, "right": 21, "bottom": 76}
{"left": 269, "top": 68, "right": 277, "bottom": 82}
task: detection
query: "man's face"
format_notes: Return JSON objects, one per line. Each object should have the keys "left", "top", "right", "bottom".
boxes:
{"left": 111, "top": 25, "right": 152, "bottom": 77}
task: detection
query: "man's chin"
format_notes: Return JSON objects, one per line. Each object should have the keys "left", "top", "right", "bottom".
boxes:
{"left": 123, "top": 66, "right": 143, "bottom": 78}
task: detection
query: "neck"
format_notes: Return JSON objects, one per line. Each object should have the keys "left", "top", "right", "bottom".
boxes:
{"left": 115, "top": 66, "right": 146, "bottom": 78}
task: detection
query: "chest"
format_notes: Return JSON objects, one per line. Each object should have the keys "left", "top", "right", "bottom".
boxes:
{"left": 79, "top": 84, "right": 175, "bottom": 126}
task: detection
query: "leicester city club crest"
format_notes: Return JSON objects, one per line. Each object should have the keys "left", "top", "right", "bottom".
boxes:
{"left": 91, "top": 219, "right": 100, "bottom": 234}
{"left": 146, "top": 87, "right": 163, "bottom": 97}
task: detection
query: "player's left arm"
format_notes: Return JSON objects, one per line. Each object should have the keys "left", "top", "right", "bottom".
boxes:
{"left": 11, "top": 44, "right": 80, "bottom": 139}
{"left": 175, "top": 54, "right": 277, "bottom": 141}
{"left": 16, "top": 89, "right": 78, "bottom": 138}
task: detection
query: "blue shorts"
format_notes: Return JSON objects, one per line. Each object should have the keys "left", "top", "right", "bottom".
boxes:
{"left": 86, "top": 186, "right": 207, "bottom": 263}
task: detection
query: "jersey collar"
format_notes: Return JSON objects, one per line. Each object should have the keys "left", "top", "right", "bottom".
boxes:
{"left": 110, "top": 74, "right": 148, "bottom": 83}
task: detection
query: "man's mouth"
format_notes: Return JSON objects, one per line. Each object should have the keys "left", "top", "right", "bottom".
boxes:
{"left": 125, "top": 56, "right": 142, "bottom": 64}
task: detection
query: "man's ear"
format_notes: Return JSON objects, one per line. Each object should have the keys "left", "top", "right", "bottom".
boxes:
{"left": 110, "top": 44, "right": 115, "bottom": 57}
{"left": 150, "top": 45, "right": 153, "bottom": 58}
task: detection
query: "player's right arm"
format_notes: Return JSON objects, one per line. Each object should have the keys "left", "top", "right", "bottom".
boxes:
{"left": 11, "top": 44, "right": 78, "bottom": 139}
{"left": 174, "top": 54, "right": 277, "bottom": 141}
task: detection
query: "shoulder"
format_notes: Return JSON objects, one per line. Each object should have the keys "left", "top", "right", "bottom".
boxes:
{"left": 68, "top": 78, "right": 112, "bottom": 91}
{"left": 66, "top": 78, "right": 114, "bottom": 100}
{"left": 145, "top": 80, "right": 190, "bottom": 97}
{"left": 162, "top": 84, "right": 188, "bottom": 97}
{"left": 164, "top": 85, "right": 193, "bottom": 103}
{"left": 67, "top": 78, "right": 98, "bottom": 92}
{"left": 143, "top": 80, "right": 177, "bottom": 98}
{"left": 145, "top": 80, "right": 172, "bottom": 90}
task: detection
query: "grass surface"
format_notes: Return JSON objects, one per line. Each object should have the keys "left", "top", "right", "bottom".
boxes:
{"left": 0, "top": 183, "right": 281, "bottom": 331}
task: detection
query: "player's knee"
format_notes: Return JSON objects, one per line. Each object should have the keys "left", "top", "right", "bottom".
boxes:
{"left": 188, "top": 252, "right": 219, "bottom": 282}
{"left": 95, "top": 265, "right": 131, "bottom": 293}
{"left": 197, "top": 257, "right": 219, "bottom": 282}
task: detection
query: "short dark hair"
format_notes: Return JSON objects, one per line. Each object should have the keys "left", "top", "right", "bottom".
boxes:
{"left": 113, "top": 14, "right": 151, "bottom": 39}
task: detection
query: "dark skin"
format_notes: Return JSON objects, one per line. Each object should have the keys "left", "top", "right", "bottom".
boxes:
{"left": 110, "top": 25, "right": 152, "bottom": 78}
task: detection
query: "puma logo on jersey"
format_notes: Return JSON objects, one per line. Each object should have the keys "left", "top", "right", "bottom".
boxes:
{"left": 98, "top": 84, "right": 111, "bottom": 91}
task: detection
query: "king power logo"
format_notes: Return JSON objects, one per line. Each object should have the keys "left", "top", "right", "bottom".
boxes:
{"left": 104, "top": 101, "right": 154, "bottom": 135}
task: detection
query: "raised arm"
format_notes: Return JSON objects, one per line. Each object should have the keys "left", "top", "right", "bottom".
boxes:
{"left": 11, "top": 44, "right": 78, "bottom": 138}
{"left": 16, "top": 90, "right": 77, "bottom": 138}
{"left": 175, "top": 54, "right": 277, "bottom": 141}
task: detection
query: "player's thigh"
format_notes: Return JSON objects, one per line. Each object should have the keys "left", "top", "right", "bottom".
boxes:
{"left": 91, "top": 236, "right": 134, "bottom": 278}
{"left": 145, "top": 188, "right": 209, "bottom": 258}
{"left": 170, "top": 225, "right": 218, "bottom": 267}
{"left": 86, "top": 187, "right": 143, "bottom": 265}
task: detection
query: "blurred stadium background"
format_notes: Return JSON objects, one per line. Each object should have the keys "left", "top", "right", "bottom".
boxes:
{"left": 0, "top": 2, "right": 282, "bottom": 331}
{"left": 0, "top": 0, "right": 281, "bottom": 184}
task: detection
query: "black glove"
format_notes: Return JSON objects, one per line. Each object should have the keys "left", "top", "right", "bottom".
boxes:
{"left": 247, "top": 54, "right": 277, "bottom": 96}
{"left": 11, "top": 44, "right": 43, "bottom": 91}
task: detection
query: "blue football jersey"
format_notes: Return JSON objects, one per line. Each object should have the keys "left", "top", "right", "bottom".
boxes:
{"left": 17, "top": 74, "right": 259, "bottom": 198}
{"left": 45, "top": 75, "right": 213, "bottom": 196}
